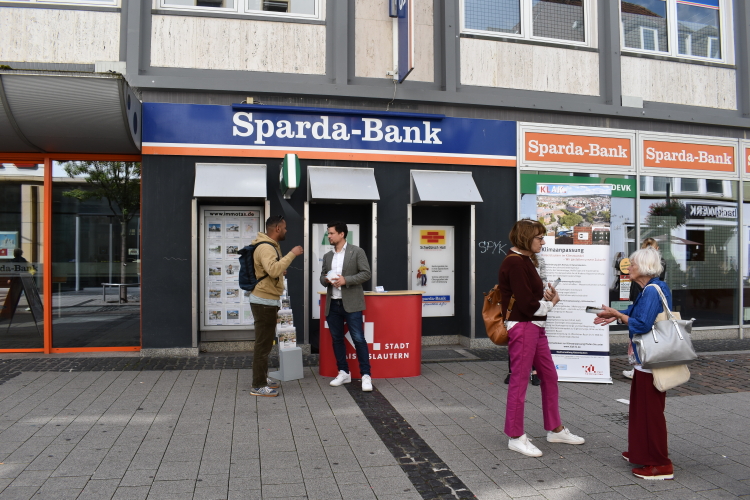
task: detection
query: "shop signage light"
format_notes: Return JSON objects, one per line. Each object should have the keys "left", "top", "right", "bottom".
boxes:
{"left": 141, "top": 103, "right": 518, "bottom": 167}
{"left": 524, "top": 132, "right": 632, "bottom": 166}
{"left": 685, "top": 203, "right": 737, "bottom": 219}
{"left": 280, "top": 154, "right": 300, "bottom": 199}
{"left": 643, "top": 140, "right": 735, "bottom": 172}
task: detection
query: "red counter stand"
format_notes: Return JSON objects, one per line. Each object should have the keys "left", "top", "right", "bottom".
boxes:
{"left": 319, "top": 291, "right": 423, "bottom": 379}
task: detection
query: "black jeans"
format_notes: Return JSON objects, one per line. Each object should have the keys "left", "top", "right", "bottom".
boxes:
{"left": 327, "top": 299, "right": 371, "bottom": 376}
{"left": 251, "top": 303, "right": 279, "bottom": 388}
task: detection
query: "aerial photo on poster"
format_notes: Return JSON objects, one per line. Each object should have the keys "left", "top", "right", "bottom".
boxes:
{"left": 537, "top": 184, "right": 611, "bottom": 245}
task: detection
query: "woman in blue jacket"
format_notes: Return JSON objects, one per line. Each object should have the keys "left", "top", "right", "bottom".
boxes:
{"left": 594, "top": 247, "right": 674, "bottom": 481}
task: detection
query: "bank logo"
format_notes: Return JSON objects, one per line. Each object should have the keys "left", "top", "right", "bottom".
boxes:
{"left": 420, "top": 230, "right": 445, "bottom": 244}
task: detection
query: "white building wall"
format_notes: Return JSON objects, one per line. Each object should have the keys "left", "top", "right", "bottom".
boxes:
{"left": 621, "top": 56, "right": 737, "bottom": 110}
{"left": 354, "top": 0, "right": 434, "bottom": 82}
{"left": 460, "top": 38, "right": 600, "bottom": 96}
{"left": 150, "top": 15, "right": 326, "bottom": 74}
{"left": 0, "top": 8, "right": 120, "bottom": 65}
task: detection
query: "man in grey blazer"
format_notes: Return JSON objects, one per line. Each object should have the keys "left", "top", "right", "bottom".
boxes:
{"left": 320, "top": 221, "right": 373, "bottom": 391}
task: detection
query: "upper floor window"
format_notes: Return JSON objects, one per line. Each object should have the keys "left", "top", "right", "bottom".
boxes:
{"left": 4, "top": 0, "right": 118, "bottom": 6}
{"left": 621, "top": 0, "right": 726, "bottom": 62}
{"left": 462, "top": 0, "right": 590, "bottom": 46}
{"left": 159, "top": 0, "right": 319, "bottom": 19}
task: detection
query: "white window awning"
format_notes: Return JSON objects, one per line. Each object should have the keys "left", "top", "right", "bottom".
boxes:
{"left": 410, "top": 170, "right": 483, "bottom": 205}
{"left": 308, "top": 166, "right": 380, "bottom": 202}
{"left": 193, "top": 163, "right": 267, "bottom": 198}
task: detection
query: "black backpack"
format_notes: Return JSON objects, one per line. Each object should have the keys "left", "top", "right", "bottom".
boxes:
{"left": 238, "top": 241, "right": 280, "bottom": 292}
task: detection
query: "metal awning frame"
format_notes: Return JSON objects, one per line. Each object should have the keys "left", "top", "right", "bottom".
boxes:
{"left": 410, "top": 169, "right": 483, "bottom": 205}
{"left": 307, "top": 165, "right": 380, "bottom": 203}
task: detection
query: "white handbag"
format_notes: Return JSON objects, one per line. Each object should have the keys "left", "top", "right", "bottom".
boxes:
{"left": 652, "top": 364, "right": 690, "bottom": 392}
{"left": 632, "top": 284, "right": 697, "bottom": 369}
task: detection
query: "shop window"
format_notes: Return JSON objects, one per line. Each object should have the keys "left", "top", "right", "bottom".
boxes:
{"left": 640, "top": 176, "right": 739, "bottom": 327}
{"left": 0, "top": 164, "right": 45, "bottom": 350}
{"left": 680, "top": 177, "right": 699, "bottom": 192}
{"left": 463, "top": 0, "right": 588, "bottom": 45}
{"left": 621, "top": 0, "right": 727, "bottom": 62}
{"left": 51, "top": 161, "right": 141, "bottom": 348}
{"left": 160, "top": 0, "right": 317, "bottom": 18}
{"left": 706, "top": 179, "right": 724, "bottom": 195}
{"left": 652, "top": 176, "right": 669, "bottom": 193}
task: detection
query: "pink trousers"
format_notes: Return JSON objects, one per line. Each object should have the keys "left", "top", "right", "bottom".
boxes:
{"left": 504, "top": 322, "right": 561, "bottom": 437}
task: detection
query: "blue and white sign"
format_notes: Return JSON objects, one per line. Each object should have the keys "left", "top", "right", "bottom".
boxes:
{"left": 142, "top": 103, "right": 517, "bottom": 166}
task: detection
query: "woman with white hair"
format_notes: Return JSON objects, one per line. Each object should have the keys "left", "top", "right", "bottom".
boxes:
{"left": 594, "top": 247, "right": 675, "bottom": 480}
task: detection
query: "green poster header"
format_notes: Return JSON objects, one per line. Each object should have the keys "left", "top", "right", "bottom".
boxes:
{"left": 520, "top": 174, "right": 636, "bottom": 198}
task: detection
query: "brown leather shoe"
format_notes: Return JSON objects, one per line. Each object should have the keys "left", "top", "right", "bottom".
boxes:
{"left": 632, "top": 464, "right": 674, "bottom": 480}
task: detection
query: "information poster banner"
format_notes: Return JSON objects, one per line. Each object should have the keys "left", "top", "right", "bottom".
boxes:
{"left": 536, "top": 184, "right": 612, "bottom": 383}
{"left": 202, "top": 208, "right": 261, "bottom": 329}
{"left": 311, "top": 224, "right": 359, "bottom": 320}
{"left": 411, "top": 226, "right": 454, "bottom": 317}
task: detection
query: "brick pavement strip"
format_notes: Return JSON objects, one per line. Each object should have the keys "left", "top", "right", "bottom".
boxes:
{"left": 0, "top": 351, "right": 746, "bottom": 499}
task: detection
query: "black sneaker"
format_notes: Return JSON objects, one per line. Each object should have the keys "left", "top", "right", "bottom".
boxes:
{"left": 504, "top": 373, "right": 511, "bottom": 384}
{"left": 531, "top": 374, "right": 540, "bottom": 386}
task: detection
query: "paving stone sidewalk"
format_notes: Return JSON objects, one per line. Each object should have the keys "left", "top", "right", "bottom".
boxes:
{"left": 0, "top": 355, "right": 748, "bottom": 499}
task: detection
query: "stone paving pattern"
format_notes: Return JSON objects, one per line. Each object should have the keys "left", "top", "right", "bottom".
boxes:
{"left": 0, "top": 345, "right": 747, "bottom": 499}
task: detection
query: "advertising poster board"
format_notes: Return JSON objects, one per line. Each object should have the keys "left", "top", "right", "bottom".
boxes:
{"left": 311, "top": 224, "right": 360, "bottom": 320}
{"left": 410, "top": 226, "right": 454, "bottom": 317}
{"left": 0, "top": 232, "right": 18, "bottom": 258}
{"left": 537, "top": 184, "right": 612, "bottom": 383}
{"left": 201, "top": 207, "right": 262, "bottom": 329}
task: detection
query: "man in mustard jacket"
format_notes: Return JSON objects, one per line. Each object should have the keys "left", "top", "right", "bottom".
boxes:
{"left": 249, "top": 215, "right": 303, "bottom": 397}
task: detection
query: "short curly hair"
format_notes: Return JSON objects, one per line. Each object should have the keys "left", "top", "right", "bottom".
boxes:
{"left": 630, "top": 247, "right": 663, "bottom": 277}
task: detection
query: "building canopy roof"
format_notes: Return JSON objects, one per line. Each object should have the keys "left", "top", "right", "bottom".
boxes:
{"left": 0, "top": 71, "right": 141, "bottom": 155}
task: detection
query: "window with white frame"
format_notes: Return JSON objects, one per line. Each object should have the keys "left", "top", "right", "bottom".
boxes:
{"left": 462, "top": 0, "right": 588, "bottom": 45}
{"left": 640, "top": 26, "right": 660, "bottom": 51}
{"left": 159, "top": 0, "right": 318, "bottom": 18}
{"left": 621, "top": 0, "right": 725, "bottom": 61}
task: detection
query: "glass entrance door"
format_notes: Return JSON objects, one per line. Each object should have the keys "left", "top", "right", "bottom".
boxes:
{"left": 0, "top": 163, "right": 45, "bottom": 350}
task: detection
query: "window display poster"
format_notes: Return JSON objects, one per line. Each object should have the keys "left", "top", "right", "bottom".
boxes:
{"left": 224, "top": 263, "right": 238, "bottom": 281}
{"left": 537, "top": 184, "right": 613, "bottom": 383}
{"left": 202, "top": 208, "right": 262, "bottom": 329}
{"left": 311, "top": 224, "right": 360, "bottom": 320}
{"left": 410, "top": 226, "right": 455, "bottom": 317}
{"left": 0, "top": 231, "right": 19, "bottom": 258}
{"left": 226, "top": 308, "right": 241, "bottom": 325}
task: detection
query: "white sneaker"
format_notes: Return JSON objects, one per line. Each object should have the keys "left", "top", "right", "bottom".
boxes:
{"left": 330, "top": 370, "right": 351, "bottom": 387}
{"left": 623, "top": 369, "right": 634, "bottom": 379}
{"left": 547, "top": 427, "right": 585, "bottom": 445}
{"left": 508, "top": 434, "right": 542, "bottom": 457}
{"left": 361, "top": 375, "right": 373, "bottom": 392}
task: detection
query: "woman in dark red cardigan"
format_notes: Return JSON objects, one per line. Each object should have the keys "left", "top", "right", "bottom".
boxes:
{"left": 499, "top": 219, "right": 585, "bottom": 457}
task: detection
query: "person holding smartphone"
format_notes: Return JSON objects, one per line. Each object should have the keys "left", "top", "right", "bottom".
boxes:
{"left": 498, "top": 219, "right": 585, "bottom": 457}
{"left": 504, "top": 256, "right": 552, "bottom": 387}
